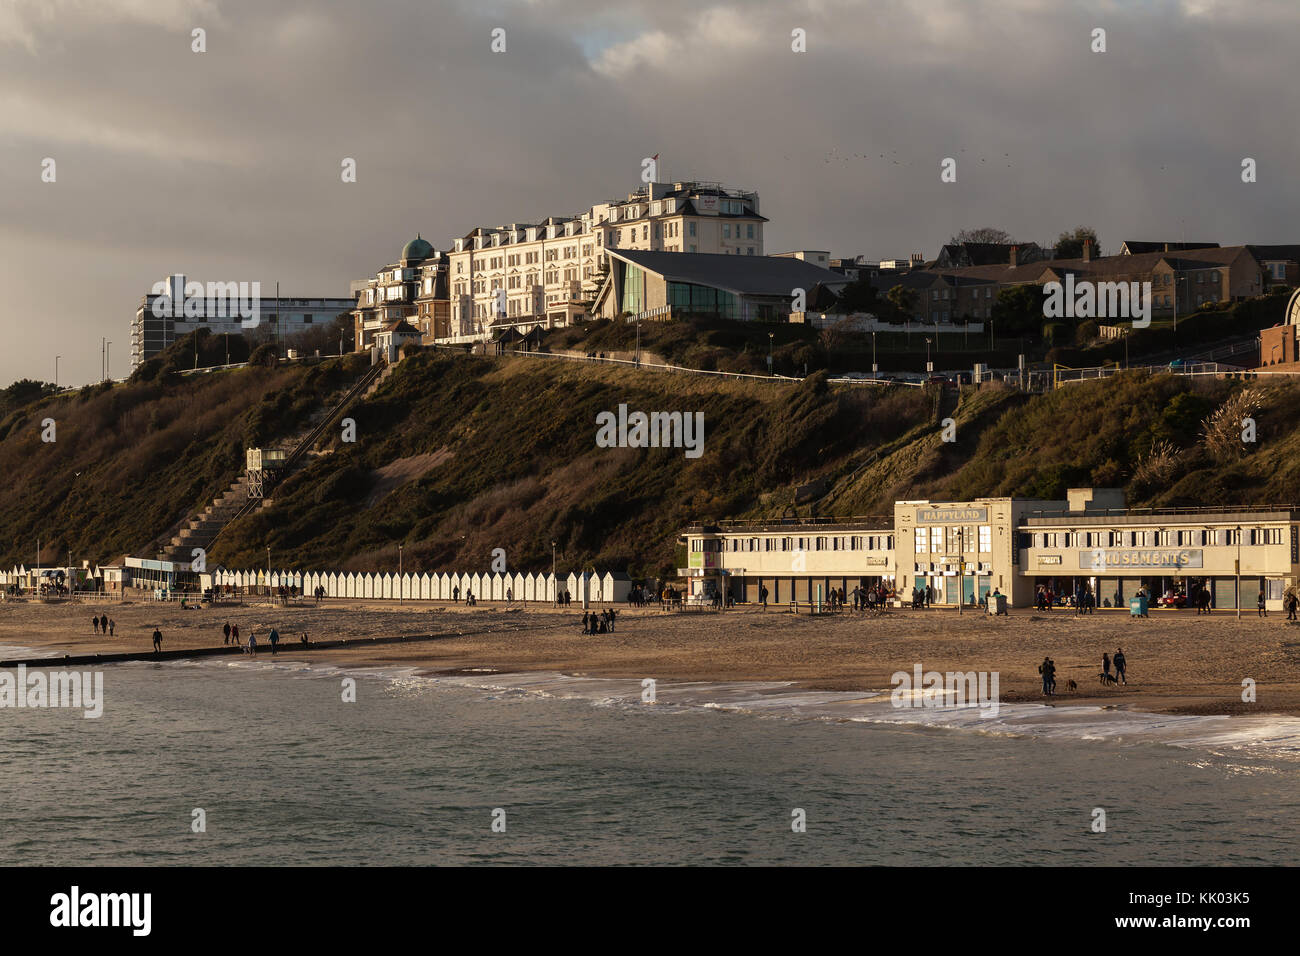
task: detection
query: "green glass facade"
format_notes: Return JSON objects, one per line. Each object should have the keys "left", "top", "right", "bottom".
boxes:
{"left": 667, "top": 281, "right": 739, "bottom": 320}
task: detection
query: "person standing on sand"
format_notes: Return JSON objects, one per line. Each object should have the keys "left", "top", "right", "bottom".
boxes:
{"left": 109, "top": 619, "right": 116, "bottom": 637}
{"left": 247, "top": 632, "right": 257, "bottom": 657}
{"left": 1038, "top": 657, "right": 1054, "bottom": 696}
{"left": 231, "top": 623, "right": 240, "bottom": 646}
{"left": 1114, "top": 648, "right": 1127, "bottom": 685}
{"left": 1258, "top": 589, "right": 1267, "bottom": 618}
{"left": 92, "top": 616, "right": 100, "bottom": 635}
{"left": 1102, "top": 651, "right": 1112, "bottom": 679}
{"left": 152, "top": 628, "right": 162, "bottom": 653}
{"left": 223, "top": 622, "right": 231, "bottom": 645}
{"left": 269, "top": 627, "right": 279, "bottom": 655}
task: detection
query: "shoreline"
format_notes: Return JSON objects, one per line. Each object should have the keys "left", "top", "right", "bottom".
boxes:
{"left": 3, "top": 599, "right": 1300, "bottom": 720}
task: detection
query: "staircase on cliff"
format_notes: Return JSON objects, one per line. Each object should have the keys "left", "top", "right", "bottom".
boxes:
{"left": 151, "top": 358, "right": 390, "bottom": 564}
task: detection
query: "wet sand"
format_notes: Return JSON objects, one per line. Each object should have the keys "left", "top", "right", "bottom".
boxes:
{"left": 3, "top": 598, "right": 1299, "bottom": 717}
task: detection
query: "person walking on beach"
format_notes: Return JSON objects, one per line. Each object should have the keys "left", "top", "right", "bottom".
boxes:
{"left": 100, "top": 614, "right": 109, "bottom": 634}
{"left": 269, "top": 627, "right": 279, "bottom": 655}
{"left": 231, "top": 623, "right": 240, "bottom": 647}
{"left": 247, "top": 632, "right": 257, "bottom": 657}
{"left": 1287, "top": 591, "right": 1298, "bottom": 621}
{"left": 581, "top": 612, "right": 590, "bottom": 634}
{"left": 1114, "top": 648, "right": 1127, "bottom": 685}
{"left": 223, "top": 622, "right": 232, "bottom": 645}
{"left": 1258, "top": 589, "right": 1267, "bottom": 618}
{"left": 108, "top": 619, "right": 115, "bottom": 637}
{"left": 453, "top": 585, "right": 460, "bottom": 603}
{"left": 1038, "top": 657, "right": 1055, "bottom": 696}
{"left": 92, "top": 616, "right": 100, "bottom": 635}
{"left": 760, "top": 584, "right": 769, "bottom": 610}
{"left": 151, "top": 628, "right": 162, "bottom": 653}
{"left": 1102, "top": 651, "right": 1112, "bottom": 679}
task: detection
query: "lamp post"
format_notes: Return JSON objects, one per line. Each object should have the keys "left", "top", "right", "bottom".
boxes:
{"left": 106, "top": 341, "right": 112, "bottom": 381}
{"left": 925, "top": 337, "right": 932, "bottom": 373}
{"left": 551, "top": 540, "right": 557, "bottom": 605}
{"left": 54, "top": 355, "right": 60, "bottom": 387}
{"left": 398, "top": 543, "right": 403, "bottom": 604}
{"left": 768, "top": 332, "right": 774, "bottom": 375}
{"left": 266, "top": 546, "right": 271, "bottom": 601}
{"left": 957, "top": 528, "right": 964, "bottom": 616}
{"left": 1236, "top": 524, "right": 1242, "bottom": 622}
{"left": 871, "top": 331, "right": 877, "bottom": 374}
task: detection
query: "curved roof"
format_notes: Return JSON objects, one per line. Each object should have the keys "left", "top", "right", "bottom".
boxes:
{"left": 402, "top": 234, "right": 434, "bottom": 261}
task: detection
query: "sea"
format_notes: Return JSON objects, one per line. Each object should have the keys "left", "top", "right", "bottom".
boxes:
{"left": 1, "top": 644, "right": 1298, "bottom": 866}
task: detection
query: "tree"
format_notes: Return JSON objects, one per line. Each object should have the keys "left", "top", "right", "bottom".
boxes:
{"left": 248, "top": 343, "right": 279, "bottom": 367}
{"left": 834, "top": 278, "right": 880, "bottom": 314}
{"left": 990, "top": 284, "right": 1045, "bottom": 337}
{"left": 1055, "top": 226, "right": 1101, "bottom": 259}
{"left": 886, "top": 284, "right": 919, "bottom": 320}
{"left": 949, "top": 227, "right": 1015, "bottom": 245}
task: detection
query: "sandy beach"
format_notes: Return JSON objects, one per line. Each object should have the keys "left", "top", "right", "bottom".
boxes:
{"left": 3, "top": 597, "right": 1299, "bottom": 718}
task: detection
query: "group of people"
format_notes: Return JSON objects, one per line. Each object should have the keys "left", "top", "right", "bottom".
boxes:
{"left": 220, "top": 621, "right": 305, "bottom": 656}
{"left": 451, "top": 585, "right": 479, "bottom": 606}
{"left": 581, "top": 609, "right": 617, "bottom": 634}
{"left": 90, "top": 614, "right": 116, "bottom": 637}
{"left": 1038, "top": 647, "right": 1129, "bottom": 695}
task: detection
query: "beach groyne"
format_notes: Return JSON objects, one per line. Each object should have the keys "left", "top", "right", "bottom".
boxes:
{"left": 0, "top": 630, "right": 462, "bottom": 669}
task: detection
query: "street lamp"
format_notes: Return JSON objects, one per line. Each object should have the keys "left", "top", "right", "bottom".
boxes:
{"left": 872, "top": 331, "right": 877, "bottom": 374}
{"left": 266, "top": 546, "right": 271, "bottom": 600}
{"left": 1236, "top": 524, "right": 1242, "bottom": 622}
{"left": 398, "top": 543, "right": 403, "bottom": 605}
{"left": 54, "top": 355, "right": 60, "bottom": 387}
{"left": 768, "top": 332, "right": 775, "bottom": 375}
{"left": 925, "top": 337, "right": 932, "bottom": 373}
{"left": 551, "top": 540, "right": 557, "bottom": 605}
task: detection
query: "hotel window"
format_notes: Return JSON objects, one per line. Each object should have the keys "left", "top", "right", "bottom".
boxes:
{"left": 782, "top": 537, "right": 793, "bottom": 552}
{"left": 979, "top": 526, "right": 991, "bottom": 552}
{"left": 723, "top": 225, "right": 731, "bottom": 239}
{"left": 915, "top": 529, "right": 927, "bottom": 554}
{"left": 747, "top": 225, "right": 755, "bottom": 239}
{"left": 642, "top": 226, "right": 648, "bottom": 240}
{"left": 747, "top": 248, "right": 755, "bottom": 255}
{"left": 930, "top": 527, "right": 943, "bottom": 553}
{"left": 689, "top": 222, "right": 696, "bottom": 237}
{"left": 851, "top": 536, "right": 862, "bottom": 551}
{"left": 815, "top": 537, "right": 828, "bottom": 551}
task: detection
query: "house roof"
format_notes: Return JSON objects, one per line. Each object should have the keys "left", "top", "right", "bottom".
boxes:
{"left": 894, "top": 245, "right": 1251, "bottom": 287}
{"left": 1120, "top": 241, "right": 1220, "bottom": 254}
{"left": 605, "top": 249, "right": 847, "bottom": 297}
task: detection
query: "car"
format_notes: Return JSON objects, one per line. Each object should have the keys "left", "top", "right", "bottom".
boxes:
{"left": 1158, "top": 590, "right": 1187, "bottom": 608}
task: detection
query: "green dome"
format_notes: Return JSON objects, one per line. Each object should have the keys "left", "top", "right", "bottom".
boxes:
{"left": 402, "top": 234, "right": 434, "bottom": 260}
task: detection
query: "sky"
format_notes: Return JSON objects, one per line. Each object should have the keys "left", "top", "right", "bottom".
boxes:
{"left": 1, "top": 0, "right": 1296, "bottom": 387}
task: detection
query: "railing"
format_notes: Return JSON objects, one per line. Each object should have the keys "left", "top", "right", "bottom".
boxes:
{"left": 691, "top": 514, "right": 894, "bottom": 530}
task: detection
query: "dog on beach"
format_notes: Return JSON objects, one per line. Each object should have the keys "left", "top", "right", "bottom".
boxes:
{"left": 1065, "top": 679, "right": 1078, "bottom": 693}
{"left": 1098, "top": 671, "right": 1118, "bottom": 687}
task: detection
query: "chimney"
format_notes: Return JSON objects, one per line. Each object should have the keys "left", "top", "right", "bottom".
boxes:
{"left": 1082, "top": 238, "right": 1093, "bottom": 262}
{"left": 1010, "top": 245, "right": 1019, "bottom": 267}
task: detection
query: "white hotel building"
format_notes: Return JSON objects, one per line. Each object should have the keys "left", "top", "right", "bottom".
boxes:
{"left": 682, "top": 488, "right": 1300, "bottom": 611}
{"left": 441, "top": 181, "right": 765, "bottom": 341}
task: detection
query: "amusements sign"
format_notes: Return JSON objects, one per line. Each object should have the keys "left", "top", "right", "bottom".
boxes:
{"left": 1078, "top": 549, "right": 1203, "bottom": 570}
